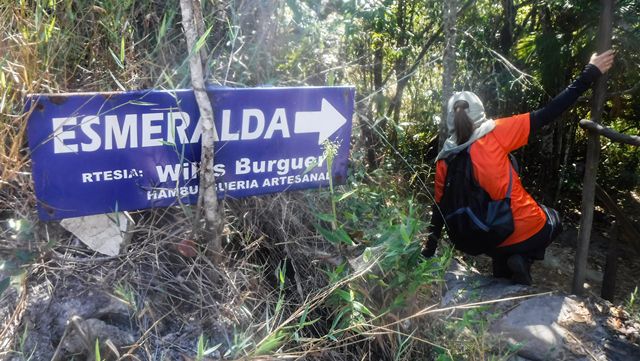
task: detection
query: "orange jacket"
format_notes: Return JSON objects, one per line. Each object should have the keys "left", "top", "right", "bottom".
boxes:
{"left": 434, "top": 113, "right": 546, "bottom": 247}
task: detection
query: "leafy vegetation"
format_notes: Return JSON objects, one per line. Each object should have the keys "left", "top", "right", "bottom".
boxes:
{"left": 0, "top": 0, "right": 639, "bottom": 360}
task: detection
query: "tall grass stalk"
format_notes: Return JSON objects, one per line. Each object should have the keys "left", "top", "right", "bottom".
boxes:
{"left": 323, "top": 140, "right": 340, "bottom": 229}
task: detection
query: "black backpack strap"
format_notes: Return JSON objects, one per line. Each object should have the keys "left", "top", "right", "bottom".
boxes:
{"left": 464, "top": 146, "right": 473, "bottom": 183}
{"left": 508, "top": 153, "right": 519, "bottom": 173}
{"left": 448, "top": 147, "right": 514, "bottom": 199}
{"left": 505, "top": 162, "right": 513, "bottom": 198}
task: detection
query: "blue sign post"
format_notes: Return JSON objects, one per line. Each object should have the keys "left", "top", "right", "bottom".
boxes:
{"left": 26, "top": 86, "right": 355, "bottom": 220}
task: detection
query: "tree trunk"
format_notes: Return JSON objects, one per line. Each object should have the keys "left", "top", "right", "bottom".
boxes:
{"left": 500, "top": 0, "right": 515, "bottom": 53}
{"left": 389, "top": 0, "right": 409, "bottom": 151}
{"left": 571, "top": 0, "right": 614, "bottom": 295}
{"left": 180, "top": 0, "right": 223, "bottom": 260}
{"left": 366, "top": 39, "right": 385, "bottom": 170}
{"left": 440, "top": 0, "right": 458, "bottom": 149}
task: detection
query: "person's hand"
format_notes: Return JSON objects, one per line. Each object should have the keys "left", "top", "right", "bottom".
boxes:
{"left": 421, "top": 245, "right": 436, "bottom": 258}
{"left": 589, "top": 50, "right": 615, "bottom": 74}
{"left": 421, "top": 235, "right": 438, "bottom": 258}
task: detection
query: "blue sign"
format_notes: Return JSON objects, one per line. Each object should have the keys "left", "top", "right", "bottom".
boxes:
{"left": 26, "top": 86, "right": 355, "bottom": 220}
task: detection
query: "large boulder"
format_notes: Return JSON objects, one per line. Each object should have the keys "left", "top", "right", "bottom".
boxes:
{"left": 441, "top": 259, "right": 640, "bottom": 361}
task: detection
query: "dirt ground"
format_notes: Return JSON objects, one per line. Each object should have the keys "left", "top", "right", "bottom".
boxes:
{"left": 472, "top": 239, "right": 638, "bottom": 302}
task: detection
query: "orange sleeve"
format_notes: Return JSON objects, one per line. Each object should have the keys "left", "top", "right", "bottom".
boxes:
{"left": 492, "top": 113, "right": 531, "bottom": 152}
{"left": 434, "top": 160, "right": 447, "bottom": 203}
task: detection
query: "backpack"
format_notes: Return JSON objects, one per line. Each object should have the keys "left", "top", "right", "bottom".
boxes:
{"left": 438, "top": 147, "right": 515, "bottom": 255}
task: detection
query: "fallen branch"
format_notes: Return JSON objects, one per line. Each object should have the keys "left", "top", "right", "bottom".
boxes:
{"left": 579, "top": 119, "right": 640, "bottom": 146}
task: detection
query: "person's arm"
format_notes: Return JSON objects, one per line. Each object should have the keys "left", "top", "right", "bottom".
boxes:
{"left": 424, "top": 161, "right": 447, "bottom": 258}
{"left": 529, "top": 65, "right": 600, "bottom": 135}
{"left": 423, "top": 204, "right": 444, "bottom": 257}
{"left": 529, "top": 50, "right": 614, "bottom": 137}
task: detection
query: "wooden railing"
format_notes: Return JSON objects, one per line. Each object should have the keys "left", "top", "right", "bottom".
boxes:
{"left": 579, "top": 120, "right": 640, "bottom": 146}
{"left": 572, "top": 119, "right": 640, "bottom": 299}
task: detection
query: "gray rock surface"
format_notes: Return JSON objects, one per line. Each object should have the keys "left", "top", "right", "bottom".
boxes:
{"left": 492, "top": 295, "right": 593, "bottom": 360}
{"left": 63, "top": 317, "right": 135, "bottom": 355}
{"left": 442, "top": 259, "right": 527, "bottom": 306}
{"left": 442, "top": 259, "right": 640, "bottom": 361}
{"left": 10, "top": 279, "right": 136, "bottom": 360}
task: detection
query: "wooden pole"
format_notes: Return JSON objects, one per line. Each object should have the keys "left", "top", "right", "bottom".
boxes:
{"left": 180, "top": 0, "right": 223, "bottom": 260}
{"left": 571, "top": 0, "right": 614, "bottom": 295}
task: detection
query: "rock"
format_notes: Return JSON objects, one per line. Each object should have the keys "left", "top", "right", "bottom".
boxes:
{"left": 442, "top": 259, "right": 640, "bottom": 361}
{"left": 18, "top": 281, "right": 136, "bottom": 361}
{"left": 491, "top": 296, "right": 583, "bottom": 360}
{"left": 64, "top": 317, "right": 135, "bottom": 355}
{"left": 507, "top": 355, "right": 536, "bottom": 361}
{"left": 60, "top": 212, "right": 134, "bottom": 256}
{"left": 442, "top": 260, "right": 527, "bottom": 306}
{"left": 48, "top": 290, "right": 132, "bottom": 335}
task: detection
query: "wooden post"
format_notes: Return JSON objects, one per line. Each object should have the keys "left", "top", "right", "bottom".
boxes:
{"left": 571, "top": 0, "right": 614, "bottom": 295}
{"left": 180, "top": 0, "right": 223, "bottom": 259}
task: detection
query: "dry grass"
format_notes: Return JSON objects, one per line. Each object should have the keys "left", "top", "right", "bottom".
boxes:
{"left": 0, "top": 189, "right": 448, "bottom": 360}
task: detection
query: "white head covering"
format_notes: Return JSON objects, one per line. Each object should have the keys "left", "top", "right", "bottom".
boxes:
{"left": 436, "top": 91, "right": 495, "bottom": 161}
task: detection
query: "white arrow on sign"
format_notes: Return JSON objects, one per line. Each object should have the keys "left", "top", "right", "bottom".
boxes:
{"left": 294, "top": 98, "right": 347, "bottom": 145}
